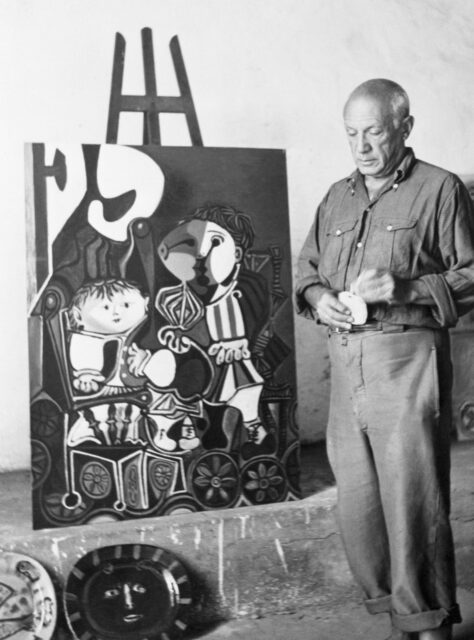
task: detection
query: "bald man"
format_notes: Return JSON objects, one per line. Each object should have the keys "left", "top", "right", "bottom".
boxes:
{"left": 297, "top": 79, "right": 474, "bottom": 640}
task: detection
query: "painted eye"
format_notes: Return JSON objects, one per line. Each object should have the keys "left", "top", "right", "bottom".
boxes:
{"left": 132, "top": 583, "right": 146, "bottom": 594}
{"left": 124, "top": 302, "right": 129, "bottom": 308}
{"left": 211, "top": 237, "right": 223, "bottom": 247}
{"left": 104, "top": 588, "right": 120, "bottom": 598}
{"left": 104, "top": 304, "right": 110, "bottom": 310}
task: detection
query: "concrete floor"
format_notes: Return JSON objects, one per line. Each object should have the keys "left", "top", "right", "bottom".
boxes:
{"left": 194, "top": 588, "right": 474, "bottom": 639}
{"left": 191, "top": 439, "right": 474, "bottom": 640}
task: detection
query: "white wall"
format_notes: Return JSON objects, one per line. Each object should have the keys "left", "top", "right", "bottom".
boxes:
{"left": 1, "top": 0, "right": 474, "bottom": 469}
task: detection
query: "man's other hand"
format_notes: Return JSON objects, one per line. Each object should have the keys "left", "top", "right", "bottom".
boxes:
{"left": 351, "top": 269, "right": 410, "bottom": 304}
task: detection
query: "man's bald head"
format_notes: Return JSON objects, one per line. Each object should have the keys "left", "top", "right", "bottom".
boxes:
{"left": 343, "top": 79, "right": 410, "bottom": 126}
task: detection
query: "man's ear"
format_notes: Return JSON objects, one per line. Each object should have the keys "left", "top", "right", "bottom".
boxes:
{"left": 402, "top": 115, "right": 415, "bottom": 140}
{"left": 235, "top": 247, "right": 243, "bottom": 262}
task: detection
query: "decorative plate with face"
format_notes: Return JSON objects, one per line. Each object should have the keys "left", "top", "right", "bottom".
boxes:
{"left": 0, "top": 552, "right": 57, "bottom": 640}
{"left": 64, "top": 545, "right": 192, "bottom": 640}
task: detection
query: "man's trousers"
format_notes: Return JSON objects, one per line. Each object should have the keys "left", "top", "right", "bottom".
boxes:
{"left": 326, "top": 326, "right": 461, "bottom": 633}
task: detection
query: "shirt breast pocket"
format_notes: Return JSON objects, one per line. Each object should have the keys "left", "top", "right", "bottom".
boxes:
{"left": 373, "top": 217, "right": 418, "bottom": 275}
{"left": 320, "top": 219, "right": 358, "bottom": 278}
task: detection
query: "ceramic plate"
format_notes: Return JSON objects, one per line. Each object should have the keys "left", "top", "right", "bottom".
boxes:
{"left": 0, "top": 551, "right": 57, "bottom": 640}
{"left": 64, "top": 544, "right": 192, "bottom": 640}
{"left": 338, "top": 291, "right": 368, "bottom": 325}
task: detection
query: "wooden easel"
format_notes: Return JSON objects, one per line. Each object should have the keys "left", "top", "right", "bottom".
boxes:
{"left": 106, "top": 28, "right": 202, "bottom": 146}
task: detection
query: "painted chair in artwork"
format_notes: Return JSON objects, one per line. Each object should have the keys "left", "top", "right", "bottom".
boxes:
{"left": 29, "top": 218, "right": 182, "bottom": 524}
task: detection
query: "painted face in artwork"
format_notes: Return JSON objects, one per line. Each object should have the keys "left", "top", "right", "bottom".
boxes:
{"left": 74, "top": 288, "right": 149, "bottom": 335}
{"left": 86, "top": 565, "right": 172, "bottom": 635}
{"left": 158, "top": 220, "right": 242, "bottom": 295}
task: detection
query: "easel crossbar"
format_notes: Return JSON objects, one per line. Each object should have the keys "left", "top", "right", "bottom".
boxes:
{"left": 106, "top": 28, "right": 203, "bottom": 146}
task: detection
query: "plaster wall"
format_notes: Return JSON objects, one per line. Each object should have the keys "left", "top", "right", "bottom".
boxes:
{"left": 1, "top": 0, "right": 474, "bottom": 469}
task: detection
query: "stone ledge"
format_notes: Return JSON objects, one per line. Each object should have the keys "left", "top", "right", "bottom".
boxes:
{"left": 0, "top": 487, "right": 357, "bottom": 627}
{"left": 0, "top": 441, "right": 472, "bottom": 635}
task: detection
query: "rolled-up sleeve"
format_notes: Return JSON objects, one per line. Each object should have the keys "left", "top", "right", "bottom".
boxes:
{"left": 418, "top": 179, "right": 474, "bottom": 327}
{"left": 295, "top": 195, "right": 330, "bottom": 320}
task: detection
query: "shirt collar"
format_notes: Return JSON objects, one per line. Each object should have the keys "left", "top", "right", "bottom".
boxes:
{"left": 346, "top": 147, "right": 416, "bottom": 194}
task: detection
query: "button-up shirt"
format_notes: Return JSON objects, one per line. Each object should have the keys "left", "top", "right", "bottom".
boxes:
{"left": 296, "top": 148, "right": 474, "bottom": 328}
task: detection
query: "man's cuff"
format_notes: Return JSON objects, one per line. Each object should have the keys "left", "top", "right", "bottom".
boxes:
{"left": 418, "top": 274, "right": 458, "bottom": 327}
{"left": 295, "top": 279, "right": 325, "bottom": 320}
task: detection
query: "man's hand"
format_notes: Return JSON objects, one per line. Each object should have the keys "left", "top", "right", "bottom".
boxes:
{"left": 351, "top": 269, "right": 411, "bottom": 305}
{"left": 305, "top": 287, "right": 353, "bottom": 330}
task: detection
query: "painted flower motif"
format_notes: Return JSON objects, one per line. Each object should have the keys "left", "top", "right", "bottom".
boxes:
{"left": 193, "top": 454, "right": 238, "bottom": 506}
{"left": 244, "top": 462, "right": 284, "bottom": 503}
{"left": 31, "top": 400, "right": 60, "bottom": 438}
{"left": 150, "top": 462, "right": 174, "bottom": 491}
{"left": 81, "top": 462, "right": 112, "bottom": 498}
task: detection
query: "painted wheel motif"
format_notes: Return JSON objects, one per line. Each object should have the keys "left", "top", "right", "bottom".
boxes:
{"left": 190, "top": 452, "right": 240, "bottom": 509}
{"left": 149, "top": 459, "right": 174, "bottom": 493}
{"left": 31, "top": 400, "right": 61, "bottom": 438}
{"left": 80, "top": 462, "right": 112, "bottom": 499}
{"left": 31, "top": 439, "right": 52, "bottom": 489}
{"left": 241, "top": 456, "right": 287, "bottom": 504}
{"left": 42, "top": 491, "right": 91, "bottom": 524}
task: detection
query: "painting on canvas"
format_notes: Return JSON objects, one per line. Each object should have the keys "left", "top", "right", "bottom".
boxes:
{"left": 25, "top": 143, "right": 299, "bottom": 529}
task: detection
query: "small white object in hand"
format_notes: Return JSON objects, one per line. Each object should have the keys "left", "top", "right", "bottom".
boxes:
{"left": 338, "top": 291, "right": 368, "bottom": 325}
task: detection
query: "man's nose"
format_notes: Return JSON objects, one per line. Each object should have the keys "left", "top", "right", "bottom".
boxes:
{"left": 355, "top": 133, "right": 371, "bottom": 154}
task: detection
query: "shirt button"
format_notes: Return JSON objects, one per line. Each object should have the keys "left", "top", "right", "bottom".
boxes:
{"left": 387, "top": 224, "right": 393, "bottom": 231}
{"left": 357, "top": 242, "right": 363, "bottom": 248}
{"left": 336, "top": 229, "right": 342, "bottom": 236}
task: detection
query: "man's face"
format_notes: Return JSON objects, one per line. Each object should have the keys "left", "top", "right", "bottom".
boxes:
{"left": 158, "top": 219, "right": 241, "bottom": 289}
{"left": 78, "top": 288, "right": 148, "bottom": 334}
{"left": 344, "top": 95, "right": 409, "bottom": 179}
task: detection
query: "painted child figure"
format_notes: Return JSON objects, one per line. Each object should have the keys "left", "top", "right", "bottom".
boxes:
{"left": 67, "top": 279, "right": 151, "bottom": 397}
{"left": 153, "top": 204, "right": 275, "bottom": 458}
{"left": 67, "top": 279, "right": 176, "bottom": 447}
